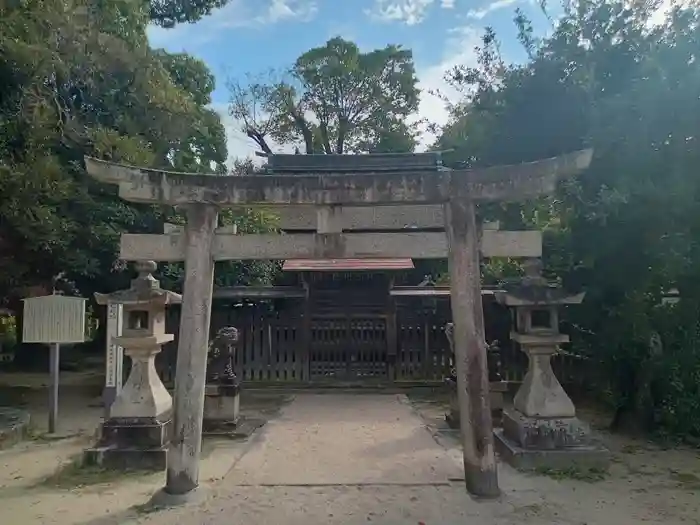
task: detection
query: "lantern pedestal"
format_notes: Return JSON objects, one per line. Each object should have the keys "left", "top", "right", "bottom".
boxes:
{"left": 494, "top": 338, "right": 609, "bottom": 470}
{"left": 494, "top": 411, "right": 609, "bottom": 470}
{"left": 86, "top": 337, "right": 173, "bottom": 470}
{"left": 203, "top": 384, "right": 241, "bottom": 435}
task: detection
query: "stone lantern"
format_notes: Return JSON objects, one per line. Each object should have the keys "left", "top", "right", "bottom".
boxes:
{"left": 494, "top": 259, "right": 608, "bottom": 469}
{"left": 85, "top": 261, "right": 181, "bottom": 470}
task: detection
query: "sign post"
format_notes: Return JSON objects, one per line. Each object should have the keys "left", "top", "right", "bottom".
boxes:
{"left": 103, "top": 303, "right": 124, "bottom": 416}
{"left": 22, "top": 294, "right": 87, "bottom": 434}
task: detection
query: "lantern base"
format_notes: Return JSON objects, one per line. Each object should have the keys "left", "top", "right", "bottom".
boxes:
{"left": 84, "top": 445, "right": 168, "bottom": 471}
{"left": 495, "top": 408, "right": 609, "bottom": 470}
{"left": 84, "top": 417, "right": 171, "bottom": 471}
{"left": 203, "top": 383, "right": 241, "bottom": 435}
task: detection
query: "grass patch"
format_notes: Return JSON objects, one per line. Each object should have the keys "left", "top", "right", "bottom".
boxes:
{"left": 37, "top": 457, "right": 153, "bottom": 490}
{"left": 532, "top": 465, "right": 608, "bottom": 482}
{"left": 621, "top": 443, "right": 642, "bottom": 454}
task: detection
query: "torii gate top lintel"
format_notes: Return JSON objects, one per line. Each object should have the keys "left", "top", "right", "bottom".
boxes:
{"left": 83, "top": 149, "right": 592, "bottom": 207}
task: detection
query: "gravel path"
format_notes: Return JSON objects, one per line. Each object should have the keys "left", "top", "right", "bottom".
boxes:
{"left": 132, "top": 393, "right": 700, "bottom": 525}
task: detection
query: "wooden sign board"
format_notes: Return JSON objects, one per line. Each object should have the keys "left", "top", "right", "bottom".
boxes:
{"left": 22, "top": 295, "right": 87, "bottom": 344}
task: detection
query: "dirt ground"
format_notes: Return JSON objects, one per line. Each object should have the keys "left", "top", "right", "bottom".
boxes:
{"left": 0, "top": 381, "right": 698, "bottom": 525}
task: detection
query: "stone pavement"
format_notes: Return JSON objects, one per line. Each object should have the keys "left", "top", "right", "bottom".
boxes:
{"left": 129, "top": 393, "right": 699, "bottom": 525}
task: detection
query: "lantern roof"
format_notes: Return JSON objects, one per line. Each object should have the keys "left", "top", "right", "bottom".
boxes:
{"left": 495, "top": 259, "right": 585, "bottom": 306}
{"left": 94, "top": 261, "right": 182, "bottom": 306}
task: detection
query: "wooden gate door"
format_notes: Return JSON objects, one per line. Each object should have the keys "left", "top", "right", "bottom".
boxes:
{"left": 309, "top": 315, "right": 388, "bottom": 380}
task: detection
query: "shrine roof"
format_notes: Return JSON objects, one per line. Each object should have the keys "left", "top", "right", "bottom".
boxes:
{"left": 267, "top": 152, "right": 444, "bottom": 174}
{"left": 282, "top": 258, "right": 414, "bottom": 271}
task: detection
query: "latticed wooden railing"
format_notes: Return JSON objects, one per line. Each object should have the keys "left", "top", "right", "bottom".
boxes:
{"left": 158, "top": 306, "right": 581, "bottom": 385}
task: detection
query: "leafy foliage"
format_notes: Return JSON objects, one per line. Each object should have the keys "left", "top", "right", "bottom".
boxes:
{"left": 229, "top": 37, "right": 421, "bottom": 154}
{"left": 149, "top": 0, "right": 230, "bottom": 28}
{"left": 0, "top": 0, "right": 268, "bottom": 311}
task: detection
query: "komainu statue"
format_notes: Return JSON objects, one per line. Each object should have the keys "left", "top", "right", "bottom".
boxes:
{"left": 206, "top": 326, "right": 239, "bottom": 386}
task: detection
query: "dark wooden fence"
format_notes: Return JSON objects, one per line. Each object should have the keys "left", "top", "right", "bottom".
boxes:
{"left": 159, "top": 305, "right": 581, "bottom": 385}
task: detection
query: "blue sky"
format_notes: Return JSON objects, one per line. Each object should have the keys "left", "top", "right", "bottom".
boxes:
{"left": 148, "top": 0, "right": 557, "bottom": 163}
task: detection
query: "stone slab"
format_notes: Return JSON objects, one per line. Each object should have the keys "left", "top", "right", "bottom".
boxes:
{"left": 83, "top": 445, "right": 168, "bottom": 471}
{"left": 501, "top": 408, "right": 591, "bottom": 450}
{"left": 494, "top": 429, "right": 610, "bottom": 471}
{"left": 203, "top": 390, "right": 240, "bottom": 436}
{"left": 101, "top": 418, "right": 171, "bottom": 448}
{"left": 120, "top": 230, "right": 543, "bottom": 261}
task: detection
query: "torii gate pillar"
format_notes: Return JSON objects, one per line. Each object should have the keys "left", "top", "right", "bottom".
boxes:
{"left": 165, "top": 205, "right": 219, "bottom": 496}
{"left": 445, "top": 198, "right": 499, "bottom": 497}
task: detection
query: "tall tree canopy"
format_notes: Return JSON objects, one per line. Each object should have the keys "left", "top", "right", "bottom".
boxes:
{"left": 0, "top": 0, "right": 235, "bottom": 304}
{"left": 229, "top": 37, "right": 421, "bottom": 155}
{"left": 149, "top": 0, "right": 230, "bottom": 27}
{"left": 437, "top": 0, "right": 700, "bottom": 437}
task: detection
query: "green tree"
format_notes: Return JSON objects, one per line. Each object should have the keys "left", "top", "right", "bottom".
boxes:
{"left": 437, "top": 1, "right": 700, "bottom": 437}
{"left": 229, "top": 37, "right": 421, "bottom": 154}
{"left": 0, "top": 0, "right": 231, "bottom": 303}
{"left": 149, "top": 0, "right": 230, "bottom": 28}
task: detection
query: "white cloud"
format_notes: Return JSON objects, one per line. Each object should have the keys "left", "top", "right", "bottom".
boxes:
{"left": 259, "top": 0, "right": 318, "bottom": 24}
{"left": 466, "top": 0, "right": 518, "bottom": 20}
{"left": 647, "top": 0, "right": 681, "bottom": 27}
{"left": 411, "top": 25, "right": 481, "bottom": 150}
{"left": 148, "top": 0, "right": 318, "bottom": 49}
{"left": 365, "top": 0, "right": 437, "bottom": 26}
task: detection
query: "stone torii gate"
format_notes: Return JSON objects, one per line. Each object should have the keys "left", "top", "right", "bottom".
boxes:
{"left": 85, "top": 149, "right": 592, "bottom": 500}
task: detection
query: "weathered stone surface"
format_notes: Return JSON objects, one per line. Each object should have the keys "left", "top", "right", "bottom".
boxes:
{"left": 119, "top": 230, "right": 543, "bottom": 261}
{"left": 277, "top": 204, "right": 447, "bottom": 230}
{"left": 203, "top": 386, "right": 240, "bottom": 432}
{"left": 512, "top": 344, "right": 576, "bottom": 419}
{"left": 501, "top": 408, "right": 592, "bottom": 450}
{"left": 166, "top": 204, "right": 218, "bottom": 496}
{"left": 84, "top": 149, "right": 593, "bottom": 206}
{"left": 84, "top": 418, "right": 172, "bottom": 471}
{"left": 84, "top": 445, "right": 168, "bottom": 471}
{"left": 494, "top": 428, "right": 610, "bottom": 470}
{"left": 100, "top": 418, "right": 172, "bottom": 448}
{"left": 109, "top": 344, "right": 173, "bottom": 422}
